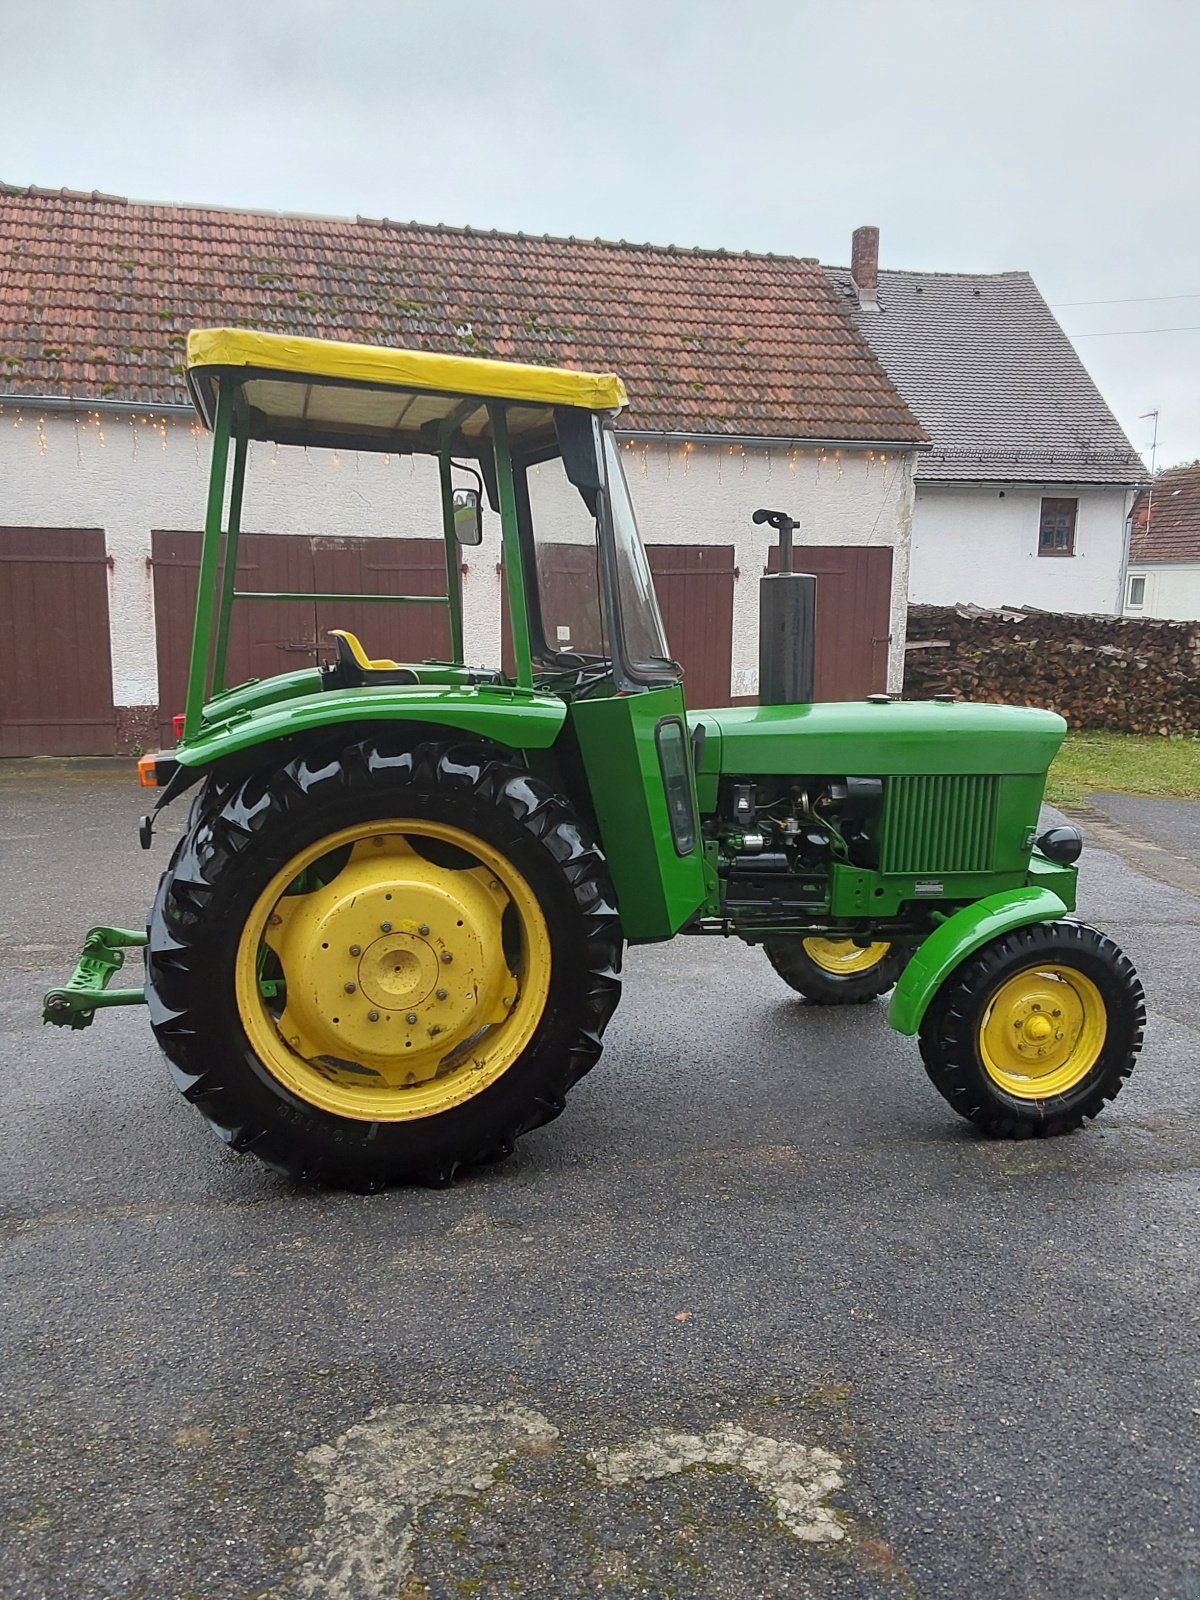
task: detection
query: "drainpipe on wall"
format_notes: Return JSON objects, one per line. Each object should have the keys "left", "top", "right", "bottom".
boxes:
{"left": 1122, "top": 409, "right": 1159, "bottom": 615}
{"left": 1117, "top": 486, "right": 1136, "bottom": 616}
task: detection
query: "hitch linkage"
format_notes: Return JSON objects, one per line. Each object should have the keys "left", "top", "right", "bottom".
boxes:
{"left": 41, "top": 926, "right": 148, "bottom": 1030}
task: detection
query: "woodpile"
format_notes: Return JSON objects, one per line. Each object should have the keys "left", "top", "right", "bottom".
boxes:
{"left": 903, "top": 604, "right": 1200, "bottom": 734}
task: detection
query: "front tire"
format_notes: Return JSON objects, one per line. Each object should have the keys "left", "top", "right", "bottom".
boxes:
{"left": 918, "top": 921, "right": 1144, "bottom": 1138}
{"left": 146, "top": 738, "right": 622, "bottom": 1188}
{"left": 764, "top": 937, "right": 905, "bottom": 1005}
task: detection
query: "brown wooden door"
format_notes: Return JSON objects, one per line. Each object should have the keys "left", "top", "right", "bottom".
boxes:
{"left": 500, "top": 542, "right": 607, "bottom": 677}
{"left": 646, "top": 544, "right": 736, "bottom": 708}
{"left": 313, "top": 538, "right": 451, "bottom": 667}
{"left": 0, "top": 528, "right": 116, "bottom": 756}
{"left": 151, "top": 531, "right": 317, "bottom": 743}
{"left": 766, "top": 545, "right": 893, "bottom": 701}
{"left": 503, "top": 543, "right": 736, "bottom": 705}
{"left": 152, "top": 533, "right": 454, "bottom": 743}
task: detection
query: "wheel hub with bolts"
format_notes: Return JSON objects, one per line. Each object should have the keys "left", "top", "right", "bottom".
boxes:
{"left": 251, "top": 825, "right": 526, "bottom": 1095}
{"left": 979, "top": 964, "right": 1107, "bottom": 1096}
{"left": 270, "top": 849, "right": 512, "bottom": 1070}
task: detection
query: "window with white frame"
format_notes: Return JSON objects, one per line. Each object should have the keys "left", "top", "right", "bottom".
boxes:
{"left": 1126, "top": 573, "right": 1146, "bottom": 608}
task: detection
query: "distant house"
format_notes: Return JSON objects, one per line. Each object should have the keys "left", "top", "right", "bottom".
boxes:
{"left": 0, "top": 185, "right": 927, "bottom": 755}
{"left": 826, "top": 227, "right": 1146, "bottom": 615}
{"left": 1125, "top": 464, "right": 1200, "bottom": 619}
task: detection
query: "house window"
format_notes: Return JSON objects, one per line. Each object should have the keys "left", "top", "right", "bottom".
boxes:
{"left": 1039, "top": 497, "right": 1078, "bottom": 555}
{"left": 1127, "top": 574, "right": 1146, "bottom": 608}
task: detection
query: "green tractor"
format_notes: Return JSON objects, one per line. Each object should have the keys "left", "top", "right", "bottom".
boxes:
{"left": 44, "top": 329, "right": 1145, "bottom": 1188}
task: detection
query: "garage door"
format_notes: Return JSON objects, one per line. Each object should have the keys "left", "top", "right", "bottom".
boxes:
{"left": 646, "top": 545, "right": 736, "bottom": 708}
{"left": 766, "top": 545, "right": 893, "bottom": 701}
{"left": 151, "top": 532, "right": 451, "bottom": 743}
{"left": 502, "top": 543, "right": 737, "bottom": 706}
{"left": 0, "top": 528, "right": 116, "bottom": 756}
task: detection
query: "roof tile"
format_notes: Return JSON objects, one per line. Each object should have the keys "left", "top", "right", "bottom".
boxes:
{"left": 1130, "top": 465, "right": 1200, "bottom": 562}
{"left": 0, "top": 186, "right": 925, "bottom": 443}
{"left": 824, "top": 265, "right": 1142, "bottom": 484}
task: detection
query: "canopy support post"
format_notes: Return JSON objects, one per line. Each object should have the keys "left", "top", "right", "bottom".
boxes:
{"left": 184, "top": 380, "right": 233, "bottom": 739}
{"left": 438, "top": 450, "right": 465, "bottom": 665}
{"left": 210, "top": 427, "right": 247, "bottom": 698}
{"left": 489, "top": 404, "right": 533, "bottom": 690}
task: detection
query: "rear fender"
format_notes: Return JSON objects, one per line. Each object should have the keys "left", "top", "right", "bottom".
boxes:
{"left": 175, "top": 684, "right": 568, "bottom": 770}
{"left": 888, "top": 887, "right": 1070, "bottom": 1036}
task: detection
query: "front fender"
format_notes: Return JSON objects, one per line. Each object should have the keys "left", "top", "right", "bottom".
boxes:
{"left": 176, "top": 683, "right": 568, "bottom": 768}
{"left": 888, "top": 887, "right": 1070, "bottom": 1036}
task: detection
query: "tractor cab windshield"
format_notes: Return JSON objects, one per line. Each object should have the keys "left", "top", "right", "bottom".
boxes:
{"left": 518, "top": 411, "right": 674, "bottom": 690}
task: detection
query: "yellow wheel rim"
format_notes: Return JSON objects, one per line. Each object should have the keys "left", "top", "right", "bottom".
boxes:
{"left": 802, "top": 937, "right": 892, "bottom": 975}
{"left": 978, "top": 964, "right": 1107, "bottom": 1099}
{"left": 233, "top": 820, "right": 552, "bottom": 1122}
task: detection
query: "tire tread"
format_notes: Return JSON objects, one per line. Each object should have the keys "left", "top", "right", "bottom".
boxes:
{"left": 917, "top": 920, "right": 1145, "bottom": 1139}
{"left": 146, "top": 737, "right": 622, "bottom": 1187}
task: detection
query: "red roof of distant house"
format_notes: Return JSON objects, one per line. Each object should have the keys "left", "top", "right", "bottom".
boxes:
{"left": 1129, "top": 464, "right": 1200, "bottom": 563}
{"left": 0, "top": 184, "right": 926, "bottom": 444}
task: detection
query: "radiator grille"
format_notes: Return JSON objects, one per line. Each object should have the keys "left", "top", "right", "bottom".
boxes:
{"left": 880, "top": 775, "right": 999, "bottom": 875}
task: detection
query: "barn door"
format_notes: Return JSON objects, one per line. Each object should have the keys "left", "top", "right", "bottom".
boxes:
{"left": 646, "top": 545, "right": 736, "bottom": 708}
{"left": 766, "top": 545, "right": 892, "bottom": 701}
{"left": 152, "top": 533, "right": 456, "bottom": 744}
{"left": 312, "top": 538, "right": 451, "bottom": 666}
{"left": 500, "top": 542, "right": 606, "bottom": 677}
{"left": 0, "top": 528, "right": 116, "bottom": 755}
{"left": 151, "top": 531, "right": 316, "bottom": 744}
{"left": 502, "top": 542, "right": 736, "bottom": 707}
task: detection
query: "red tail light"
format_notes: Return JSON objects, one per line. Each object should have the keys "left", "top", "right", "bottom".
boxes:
{"left": 172, "top": 713, "right": 185, "bottom": 741}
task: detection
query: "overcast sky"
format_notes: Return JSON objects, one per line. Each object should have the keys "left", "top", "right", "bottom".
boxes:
{"left": 6, "top": 0, "right": 1197, "bottom": 467}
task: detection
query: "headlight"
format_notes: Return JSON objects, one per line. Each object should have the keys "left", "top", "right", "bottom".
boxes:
{"left": 1036, "top": 825, "right": 1083, "bottom": 865}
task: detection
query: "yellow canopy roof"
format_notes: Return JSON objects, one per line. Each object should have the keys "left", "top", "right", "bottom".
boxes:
{"left": 185, "top": 327, "right": 627, "bottom": 454}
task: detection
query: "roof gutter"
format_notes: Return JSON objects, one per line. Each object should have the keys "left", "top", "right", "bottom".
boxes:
{"left": 616, "top": 426, "right": 930, "bottom": 452}
{"left": 0, "top": 393, "right": 194, "bottom": 417}
{"left": 917, "top": 471, "right": 1149, "bottom": 490}
{"left": 2, "top": 399, "right": 929, "bottom": 451}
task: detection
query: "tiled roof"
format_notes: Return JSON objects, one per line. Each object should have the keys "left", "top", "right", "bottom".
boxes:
{"left": 0, "top": 185, "right": 926, "bottom": 444}
{"left": 825, "top": 265, "right": 1143, "bottom": 484}
{"left": 1129, "top": 464, "right": 1200, "bottom": 562}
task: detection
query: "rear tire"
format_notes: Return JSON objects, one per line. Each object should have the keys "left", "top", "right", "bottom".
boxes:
{"left": 146, "top": 737, "right": 622, "bottom": 1188}
{"left": 918, "top": 921, "right": 1144, "bottom": 1138}
{"left": 764, "top": 937, "right": 905, "bottom": 1005}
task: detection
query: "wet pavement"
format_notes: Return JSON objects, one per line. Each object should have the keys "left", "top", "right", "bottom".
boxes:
{"left": 1, "top": 760, "right": 1198, "bottom": 1600}
{"left": 1091, "top": 790, "right": 1200, "bottom": 869}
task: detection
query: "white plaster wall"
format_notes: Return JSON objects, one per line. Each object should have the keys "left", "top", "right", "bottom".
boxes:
{"left": 615, "top": 437, "right": 915, "bottom": 694}
{"left": 0, "top": 408, "right": 916, "bottom": 706}
{"left": 909, "top": 483, "right": 1133, "bottom": 614}
{"left": 1124, "top": 563, "right": 1200, "bottom": 621}
{"left": 0, "top": 407, "right": 500, "bottom": 705}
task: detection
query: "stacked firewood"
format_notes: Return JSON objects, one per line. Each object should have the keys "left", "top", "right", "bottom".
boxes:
{"left": 903, "top": 604, "right": 1200, "bottom": 734}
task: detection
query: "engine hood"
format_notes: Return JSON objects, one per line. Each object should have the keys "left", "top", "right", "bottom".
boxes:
{"left": 692, "top": 699, "right": 1067, "bottom": 779}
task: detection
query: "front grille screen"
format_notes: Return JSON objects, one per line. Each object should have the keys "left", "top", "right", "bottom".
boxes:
{"left": 880, "top": 775, "right": 999, "bottom": 875}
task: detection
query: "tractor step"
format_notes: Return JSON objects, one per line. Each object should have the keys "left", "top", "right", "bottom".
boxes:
{"left": 42, "top": 927, "right": 148, "bottom": 1030}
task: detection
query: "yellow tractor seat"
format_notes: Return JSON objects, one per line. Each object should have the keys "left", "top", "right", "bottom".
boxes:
{"left": 322, "top": 629, "right": 421, "bottom": 689}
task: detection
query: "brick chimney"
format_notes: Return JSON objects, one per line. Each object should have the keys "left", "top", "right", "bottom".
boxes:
{"left": 850, "top": 225, "right": 879, "bottom": 310}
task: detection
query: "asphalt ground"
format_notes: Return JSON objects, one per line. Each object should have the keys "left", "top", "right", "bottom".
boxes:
{"left": 1, "top": 761, "right": 1198, "bottom": 1600}
{"left": 1091, "top": 792, "right": 1200, "bottom": 869}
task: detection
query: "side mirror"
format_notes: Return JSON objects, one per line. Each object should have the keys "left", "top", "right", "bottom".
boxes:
{"left": 452, "top": 487, "right": 483, "bottom": 546}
